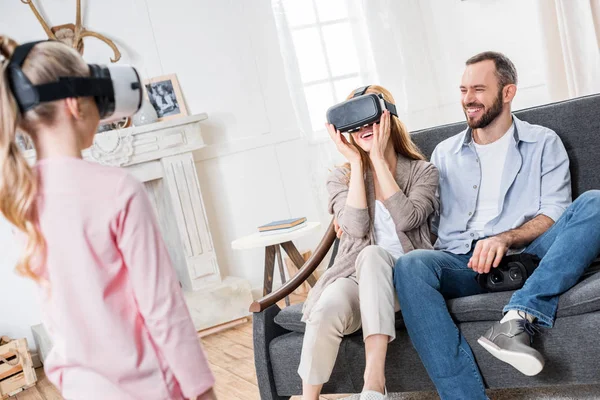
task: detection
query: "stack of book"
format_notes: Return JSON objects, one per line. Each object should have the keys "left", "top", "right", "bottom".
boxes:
{"left": 258, "top": 217, "right": 307, "bottom": 236}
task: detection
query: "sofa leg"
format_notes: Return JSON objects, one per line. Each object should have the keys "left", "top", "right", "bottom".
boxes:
{"left": 253, "top": 305, "right": 291, "bottom": 400}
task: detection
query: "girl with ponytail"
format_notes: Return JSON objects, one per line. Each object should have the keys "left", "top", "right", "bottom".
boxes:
{"left": 0, "top": 37, "right": 215, "bottom": 400}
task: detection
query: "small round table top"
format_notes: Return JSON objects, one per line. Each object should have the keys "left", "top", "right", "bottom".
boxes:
{"left": 231, "top": 222, "right": 321, "bottom": 250}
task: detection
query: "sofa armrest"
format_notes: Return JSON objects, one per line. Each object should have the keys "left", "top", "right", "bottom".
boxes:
{"left": 249, "top": 220, "right": 336, "bottom": 313}
{"left": 253, "top": 304, "right": 291, "bottom": 400}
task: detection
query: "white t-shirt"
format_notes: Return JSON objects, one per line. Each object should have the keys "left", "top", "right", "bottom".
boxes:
{"left": 373, "top": 200, "right": 404, "bottom": 259}
{"left": 467, "top": 124, "right": 514, "bottom": 235}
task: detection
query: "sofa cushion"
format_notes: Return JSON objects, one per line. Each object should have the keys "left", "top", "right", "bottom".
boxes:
{"left": 274, "top": 303, "right": 407, "bottom": 334}
{"left": 273, "top": 303, "right": 305, "bottom": 333}
{"left": 274, "top": 271, "right": 600, "bottom": 333}
{"left": 270, "top": 312, "right": 600, "bottom": 395}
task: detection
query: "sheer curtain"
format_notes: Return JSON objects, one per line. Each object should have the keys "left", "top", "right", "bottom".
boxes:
{"left": 272, "top": 0, "right": 557, "bottom": 134}
{"left": 271, "top": 0, "right": 378, "bottom": 141}
{"left": 359, "top": 0, "right": 445, "bottom": 130}
{"left": 538, "top": 0, "right": 600, "bottom": 100}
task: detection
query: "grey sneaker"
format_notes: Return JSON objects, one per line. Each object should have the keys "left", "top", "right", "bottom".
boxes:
{"left": 477, "top": 317, "right": 544, "bottom": 376}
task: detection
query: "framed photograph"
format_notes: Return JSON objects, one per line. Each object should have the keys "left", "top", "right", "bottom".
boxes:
{"left": 143, "top": 74, "right": 188, "bottom": 121}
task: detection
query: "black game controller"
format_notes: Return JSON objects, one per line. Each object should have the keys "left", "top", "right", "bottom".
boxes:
{"left": 476, "top": 253, "right": 541, "bottom": 292}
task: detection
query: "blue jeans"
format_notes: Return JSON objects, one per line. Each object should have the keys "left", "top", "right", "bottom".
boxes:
{"left": 393, "top": 190, "right": 600, "bottom": 400}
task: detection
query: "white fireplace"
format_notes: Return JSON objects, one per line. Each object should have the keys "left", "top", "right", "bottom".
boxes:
{"left": 25, "top": 114, "right": 253, "bottom": 332}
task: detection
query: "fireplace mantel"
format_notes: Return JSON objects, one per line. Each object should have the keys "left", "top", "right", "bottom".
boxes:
{"left": 26, "top": 114, "right": 252, "bottom": 332}
{"left": 27, "top": 114, "right": 209, "bottom": 181}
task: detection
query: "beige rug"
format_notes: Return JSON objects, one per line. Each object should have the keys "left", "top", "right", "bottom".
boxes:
{"left": 341, "top": 384, "right": 600, "bottom": 399}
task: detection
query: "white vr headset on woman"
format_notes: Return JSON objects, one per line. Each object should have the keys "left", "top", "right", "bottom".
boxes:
{"left": 326, "top": 85, "right": 398, "bottom": 133}
{"left": 7, "top": 40, "right": 142, "bottom": 123}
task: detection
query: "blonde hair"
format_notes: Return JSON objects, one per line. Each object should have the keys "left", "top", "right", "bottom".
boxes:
{"left": 0, "top": 36, "right": 88, "bottom": 281}
{"left": 342, "top": 84, "right": 424, "bottom": 174}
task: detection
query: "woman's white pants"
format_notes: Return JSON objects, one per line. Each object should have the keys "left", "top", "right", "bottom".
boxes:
{"left": 298, "top": 245, "right": 400, "bottom": 385}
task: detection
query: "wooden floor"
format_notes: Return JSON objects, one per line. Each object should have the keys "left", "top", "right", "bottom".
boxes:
{"left": 11, "top": 368, "right": 61, "bottom": 400}
{"left": 14, "top": 294, "right": 348, "bottom": 400}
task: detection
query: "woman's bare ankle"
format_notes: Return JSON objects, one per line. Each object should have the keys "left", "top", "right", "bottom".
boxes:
{"left": 362, "top": 370, "right": 386, "bottom": 393}
{"left": 302, "top": 381, "right": 323, "bottom": 400}
{"left": 363, "top": 334, "right": 388, "bottom": 393}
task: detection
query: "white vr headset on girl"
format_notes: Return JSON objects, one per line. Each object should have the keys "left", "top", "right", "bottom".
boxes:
{"left": 326, "top": 85, "right": 398, "bottom": 133}
{"left": 7, "top": 40, "right": 142, "bottom": 123}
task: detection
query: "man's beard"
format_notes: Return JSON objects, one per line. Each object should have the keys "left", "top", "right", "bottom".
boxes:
{"left": 464, "top": 90, "right": 503, "bottom": 129}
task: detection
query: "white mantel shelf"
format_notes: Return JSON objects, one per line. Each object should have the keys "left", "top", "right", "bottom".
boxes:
{"left": 25, "top": 114, "right": 209, "bottom": 182}
{"left": 27, "top": 114, "right": 252, "bottom": 334}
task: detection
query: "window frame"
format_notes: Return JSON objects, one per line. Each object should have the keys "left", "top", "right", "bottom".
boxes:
{"left": 273, "top": 0, "right": 377, "bottom": 142}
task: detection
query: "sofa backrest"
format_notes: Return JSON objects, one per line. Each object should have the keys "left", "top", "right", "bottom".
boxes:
{"left": 411, "top": 94, "right": 600, "bottom": 198}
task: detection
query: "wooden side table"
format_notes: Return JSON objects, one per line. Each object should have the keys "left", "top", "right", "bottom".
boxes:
{"left": 231, "top": 222, "right": 321, "bottom": 306}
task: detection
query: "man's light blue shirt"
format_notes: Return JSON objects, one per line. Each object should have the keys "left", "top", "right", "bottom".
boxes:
{"left": 431, "top": 115, "right": 572, "bottom": 254}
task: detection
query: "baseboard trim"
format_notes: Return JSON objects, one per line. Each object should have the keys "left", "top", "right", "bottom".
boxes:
{"left": 197, "top": 317, "right": 249, "bottom": 338}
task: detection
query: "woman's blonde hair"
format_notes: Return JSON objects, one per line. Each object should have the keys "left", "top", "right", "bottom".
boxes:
{"left": 0, "top": 36, "right": 88, "bottom": 281}
{"left": 345, "top": 85, "right": 425, "bottom": 171}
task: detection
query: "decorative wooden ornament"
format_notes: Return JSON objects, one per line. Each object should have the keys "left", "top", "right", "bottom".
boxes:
{"left": 21, "top": 0, "right": 121, "bottom": 63}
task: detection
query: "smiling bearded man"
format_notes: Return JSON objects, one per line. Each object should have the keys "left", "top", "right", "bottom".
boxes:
{"left": 391, "top": 51, "right": 600, "bottom": 400}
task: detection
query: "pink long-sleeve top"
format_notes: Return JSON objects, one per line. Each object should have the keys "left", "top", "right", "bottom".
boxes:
{"left": 32, "top": 156, "right": 215, "bottom": 400}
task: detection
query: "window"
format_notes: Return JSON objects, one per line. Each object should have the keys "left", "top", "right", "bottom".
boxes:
{"left": 272, "top": 0, "right": 377, "bottom": 139}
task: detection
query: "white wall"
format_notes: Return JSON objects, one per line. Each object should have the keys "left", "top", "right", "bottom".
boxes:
{"left": 0, "top": 0, "right": 560, "bottom": 347}
{"left": 419, "top": 0, "right": 550, "bottom": 125}
{"left": 0, "top": 218, "right": 44, "bottom": 348}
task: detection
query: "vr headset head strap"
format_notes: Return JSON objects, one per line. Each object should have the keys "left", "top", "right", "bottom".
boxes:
{"left": 35, "top": 77, "right": 114, "bottom": 103}
{"left": 7, "top": 40, "right": 48, "bottom": 113}
{"left": 384, "top": 100, "right": 398, "bottom": 118}
{"left": 8, "top": 40, "right": 46, "bottom": 67}
{"left": 351, "top": 85, "right": 370, "bottom": 98}
{"left": 7, "top": 40, "right": 114, "bottom": 114}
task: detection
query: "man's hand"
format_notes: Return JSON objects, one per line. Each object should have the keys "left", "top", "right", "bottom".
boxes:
{"left": 334, "top": 218, "right": 343, "bottom": 239}
{"left": 468, "top": 215, "right": 554, "bottom": 274}
{"left": 468, "top": 235, "right": 511, "bottom": 274}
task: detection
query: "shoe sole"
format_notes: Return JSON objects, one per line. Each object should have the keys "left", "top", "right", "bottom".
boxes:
{"left": 359, "top": 389, "right": 388, "bottom": 400}
{"left": 477, "top": 336, "right": 544, "bottom": 376}
{"left": 359, "top": 393, "right": 388, "bottom": 400}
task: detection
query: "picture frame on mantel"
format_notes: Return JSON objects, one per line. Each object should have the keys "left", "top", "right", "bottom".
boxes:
{"left": 143, "top": 74, "right": 188, "bottom": 122}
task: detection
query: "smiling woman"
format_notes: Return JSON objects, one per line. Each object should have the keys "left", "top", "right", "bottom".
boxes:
{"left": 340, "top": 85, "right": 425, "bottom": 174}
{"left": 297, "top": 84, "right": 439, "bottom": 399}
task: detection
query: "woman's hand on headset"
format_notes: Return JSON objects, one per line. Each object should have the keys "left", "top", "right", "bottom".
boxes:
{"left": 326, "top": 122, "right": 361, "bottom": 165}
{"left": 370, "top": 110, "right": 391, "bottom": 162}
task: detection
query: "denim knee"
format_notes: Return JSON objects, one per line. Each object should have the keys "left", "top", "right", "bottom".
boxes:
{"left": 574, "top": 190, "right": 600, "bottom": 212}
{"left": 393, "top": 249, "right": 438, "bottom": 289}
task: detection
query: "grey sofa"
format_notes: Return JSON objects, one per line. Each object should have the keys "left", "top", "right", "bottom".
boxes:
{"left": 251, "top": 94, "right": 600, "bottom": 399}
